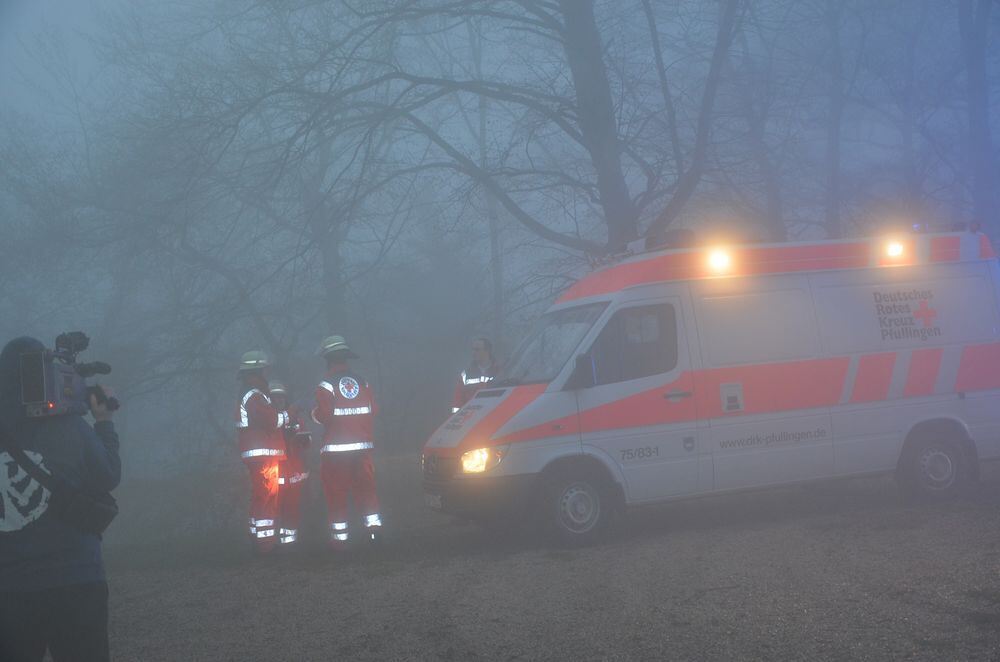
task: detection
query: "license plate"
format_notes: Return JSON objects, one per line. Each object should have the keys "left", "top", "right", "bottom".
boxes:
{"left": 424, "top": 493, "right": 442, "bottom": 510}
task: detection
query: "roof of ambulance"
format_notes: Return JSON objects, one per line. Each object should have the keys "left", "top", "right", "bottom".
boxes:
{"left": 549, "top": 231, "right": 995, "bottom": 308}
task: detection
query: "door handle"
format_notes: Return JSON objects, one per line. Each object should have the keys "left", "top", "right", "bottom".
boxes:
{"left": 663, "top": 390, "right": 693, "bottom": 400}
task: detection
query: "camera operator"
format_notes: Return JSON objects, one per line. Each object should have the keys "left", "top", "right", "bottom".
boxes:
{"left": 0, "top": 336, "right": 121, "bottom": 662}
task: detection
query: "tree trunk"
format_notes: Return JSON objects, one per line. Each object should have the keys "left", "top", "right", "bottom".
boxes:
{"left": 735, "top": 28, "right": 786, "bottom": 242}
{"left": 750, "top": 126, "right": 786, "bottom": 241}
{"left": 644, "top": 0, "right": 740, "bottom": 241}
{"left": 480, "top": 99, "right": 505, "bottom": 347}
{"left": 306, "top": 138, "right": 345, "bottom": 333}
{"left": 958, "top": 0, "right": 996, "bottom": 235}
{"left": 318, "top": 223, "right": 345, "bottom": 333}
{"left": 824, "top": 0, "right": 845, "bottom": 240}
{"left": 558, "top": 0, "right": 638, "bottom": 250}
{"left": 471, "top": 20, "right": 505, "bottom": 348}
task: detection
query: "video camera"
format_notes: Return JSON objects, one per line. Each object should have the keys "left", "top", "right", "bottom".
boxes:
{"left": 19, "top": 332, "right": 120, "bottom": 418}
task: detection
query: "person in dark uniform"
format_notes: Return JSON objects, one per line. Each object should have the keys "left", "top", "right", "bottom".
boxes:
{"left": 0, "top": 336, "right": 121, "bottom": 662}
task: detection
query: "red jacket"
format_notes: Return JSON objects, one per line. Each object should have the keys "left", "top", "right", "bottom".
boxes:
{"left": 283, "top": 406, "right": 310, "bottom": 461}
{"left": 451, "top": 361, "right": 499, "bottom": 413}
{"left": 313, "top": 363, "right": 377, "bottom": 452}
{"left": 236, "top": 375, "right": 289, "bottom": 457}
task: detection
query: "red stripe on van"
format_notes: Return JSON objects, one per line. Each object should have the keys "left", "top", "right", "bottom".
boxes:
{"left": 849, "top": 353, "right": 895, "bottom": 403}
{"left": 557, "top": 242, "right": 870, "bottom": 303}
{"left": 737, "top": 242, "right": 871, "bottom": 274}
{"left": 499, "top": 411, "right": 579, "bottom": 444}
{"left": 492, "top": 342, "right": 1000, "bottom": 448}
{"left": 955, "top": 342, "right": 1000, "bottom": 391}
{"left": 502, "top": 359, "right": 848, "bottom": 444}
{"left": 499, "top": 374, "right": 697, "bottom": 444}
{"left": 877, "top": 237, "right": 917, "bottom": 267}
{"left": 577, "top": 378, "right": 698, "bottom": 432}
{"left": 463, "top": 384, "right": 547, "bottom": 449}
{"left": 903, "top": 348, "right": 943, "bottom": 397}
{"left": 696, "top": 358, "right": 850, "bottom": 417}
{"left": 929, "top": 236, "right": 961, "bottom": 262}
{"left": 980, "top": 234, "right": 997, "bottom": 259}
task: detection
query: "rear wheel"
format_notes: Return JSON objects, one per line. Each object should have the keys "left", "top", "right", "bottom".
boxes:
{"left": 899, "top": 437, "right": 970, "bottom": 500}
{"left": 544, "top": 470, "right": 614, "bottom": 546}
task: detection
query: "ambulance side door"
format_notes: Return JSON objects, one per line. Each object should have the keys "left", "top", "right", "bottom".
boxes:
{"left": 692, "top": 277, "right": 836, "bottom": 491}
{"left": 574, "top": 295, "right": 704, "bottom": 502}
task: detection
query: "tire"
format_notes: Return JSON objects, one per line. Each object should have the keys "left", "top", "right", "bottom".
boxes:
{"left": 544, "top": 469, "right": 613, "bottom": 546}
{"left": 899, "top": 437, "right": 970, "bottom": 500}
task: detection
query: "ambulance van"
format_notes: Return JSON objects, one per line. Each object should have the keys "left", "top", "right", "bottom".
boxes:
{"left": 422, "top": 230, "right": 1000, "bottom": 544}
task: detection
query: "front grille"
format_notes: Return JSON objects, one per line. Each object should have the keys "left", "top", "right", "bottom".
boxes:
{"left": 423, "top": 454, "right": 458, "bottom": 481}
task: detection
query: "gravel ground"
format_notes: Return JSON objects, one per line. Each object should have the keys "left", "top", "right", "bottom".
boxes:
{"left": 104, "top": 458, "right": 1000, "bottom": 661}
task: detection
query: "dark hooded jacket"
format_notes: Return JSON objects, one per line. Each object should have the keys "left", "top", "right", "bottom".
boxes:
{"left": 0, "top": 337, "right": 121, "bottom": 591}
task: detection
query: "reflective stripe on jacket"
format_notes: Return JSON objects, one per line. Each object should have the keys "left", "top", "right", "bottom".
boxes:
{"left": 312, "top": 364, "right": 376, "bottom": 448}
{"left": 236, "top": 384, "right": 288, "bottom": 456}
{"left": 451, "top": 362, "right": 499, "bottom": 412}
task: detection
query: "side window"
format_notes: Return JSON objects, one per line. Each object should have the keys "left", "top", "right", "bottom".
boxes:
{"left": 699, "top": 289, "right": 817, "bottom": 365}
{"left": 589, "top": 304, "right": 678, "bottom": 386}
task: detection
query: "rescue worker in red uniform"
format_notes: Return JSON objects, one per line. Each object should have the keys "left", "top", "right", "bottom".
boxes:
{"left": 451, "top": 337, "right": 499, "bottom": 413}
{"left": 269, "top": 381, "right": 310, "bottom": 548}
{"left": 236, "top": 350, "right": 290, "bottom": 553}
{"left": 311, "top": 335, "right": 382, "bottom": 549}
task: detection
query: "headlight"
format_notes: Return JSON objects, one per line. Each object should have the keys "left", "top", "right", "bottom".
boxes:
{"left": 461, "top": 445, "right": 508, "bottom": 473}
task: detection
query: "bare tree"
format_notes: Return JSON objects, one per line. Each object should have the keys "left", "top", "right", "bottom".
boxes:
{"left": 958, "top": 0, "right": 997, "bottom": 235}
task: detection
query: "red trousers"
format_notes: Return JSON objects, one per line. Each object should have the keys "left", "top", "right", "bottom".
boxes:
{"left": 278, "top": 454, "right": 308, "bottom": 545}
{"left": 320, "top": 451, "right": 381, "bottom": 543}
{"left": 245, "top": 458, "right": 281, "bottom": 551}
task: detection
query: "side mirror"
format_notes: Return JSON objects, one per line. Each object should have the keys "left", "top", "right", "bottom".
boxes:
{"left": 566, "top": 354, "right": 595, "bottom": 390}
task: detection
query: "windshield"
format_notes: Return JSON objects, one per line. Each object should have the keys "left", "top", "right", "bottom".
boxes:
{"left": 501, "top": 302, "right": 608, "bottom": 385}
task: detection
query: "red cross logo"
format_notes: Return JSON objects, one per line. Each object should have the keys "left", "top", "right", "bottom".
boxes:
{"left": 914, "top": 300, "right": 937, "bottom": 328}
{"left": 338, "top": 377, "right": 360, "bottom": 399}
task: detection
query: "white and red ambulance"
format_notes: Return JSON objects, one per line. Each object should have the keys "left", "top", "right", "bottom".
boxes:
{"left": 422, "top": 229, "right": 1000, "bottom": 544}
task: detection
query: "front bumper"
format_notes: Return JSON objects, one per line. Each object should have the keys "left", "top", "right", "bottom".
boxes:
{"left": 422, "top": 471, "right": 538, "bottom": 517}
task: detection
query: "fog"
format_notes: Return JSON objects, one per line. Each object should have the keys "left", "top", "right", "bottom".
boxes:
{"left": 3, "top": 0, "right": 995, "bottom": 469}
{"left": 1, "top": 1, "right": 999, "bottom": 659}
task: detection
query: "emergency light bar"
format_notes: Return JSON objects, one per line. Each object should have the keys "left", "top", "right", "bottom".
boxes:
{"left": 558, "top": 230, "right": 998, "bottom": 303}
{"left": 707, "top": 249, "right": 732, "bottom": 274}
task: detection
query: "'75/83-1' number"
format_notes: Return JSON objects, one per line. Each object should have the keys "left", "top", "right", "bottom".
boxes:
{"left": 620, "top": 446, "right": 659, "bottom": 462}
